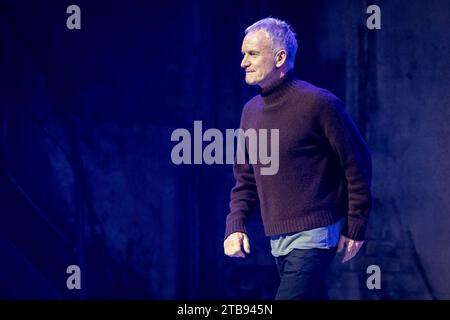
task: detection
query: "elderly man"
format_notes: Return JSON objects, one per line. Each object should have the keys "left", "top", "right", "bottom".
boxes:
{"left": 223, "top": 17, "right": 372, "bottom": 300}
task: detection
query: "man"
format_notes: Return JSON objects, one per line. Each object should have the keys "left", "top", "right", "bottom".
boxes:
{"left": 223, "top": 17, "right": 372, "bottom": 300}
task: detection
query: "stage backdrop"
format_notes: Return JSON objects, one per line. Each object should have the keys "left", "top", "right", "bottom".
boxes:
{"left": 1, "top": 0, "right": 449, "bottom": 299}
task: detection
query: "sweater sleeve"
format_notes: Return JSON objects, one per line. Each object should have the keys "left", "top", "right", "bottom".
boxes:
{"left": 224, "top": 106, "right": 259, "bottom": 240}
{"left": 316, "top": 91, "right": 372, "bottom": 241}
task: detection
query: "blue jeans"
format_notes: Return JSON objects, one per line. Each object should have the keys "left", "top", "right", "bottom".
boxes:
{"left": 274, "top": 248, "right": 337, "bottom": 300}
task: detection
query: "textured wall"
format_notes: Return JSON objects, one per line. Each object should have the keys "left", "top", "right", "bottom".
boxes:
{"left": 325, "top": 0, "right": 449, "bottom": 299}
{"left": 371, "top": 0, "right": 450, "bottom": 299}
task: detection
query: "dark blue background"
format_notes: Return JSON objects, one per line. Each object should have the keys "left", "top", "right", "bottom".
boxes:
{"left": 1, "top": 0, "right": 449, "bottom": 299}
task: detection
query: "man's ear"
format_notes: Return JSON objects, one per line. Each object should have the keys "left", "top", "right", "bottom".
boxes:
{"left": 275, "top": 50, "right": 287, "bottom": 68}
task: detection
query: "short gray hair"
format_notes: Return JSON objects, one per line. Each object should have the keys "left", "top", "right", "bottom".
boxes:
{"left": 245, "top": 17, "right": 298, "bottom": 69}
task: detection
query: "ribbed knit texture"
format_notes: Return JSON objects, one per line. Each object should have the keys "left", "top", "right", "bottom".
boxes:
{"left": 225, "top": 71, "right": 372, "bottom": 241}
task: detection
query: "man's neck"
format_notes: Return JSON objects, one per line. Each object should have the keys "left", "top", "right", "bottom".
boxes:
{"left": 259, "top": 69, "right": 288, "bottom": 90}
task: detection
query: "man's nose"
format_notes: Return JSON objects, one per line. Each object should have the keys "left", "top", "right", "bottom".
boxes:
{"left": 241, "top": 56, "right": 250, "bottom": 69}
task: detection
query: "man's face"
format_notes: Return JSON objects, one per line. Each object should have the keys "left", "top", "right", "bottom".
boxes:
{"left": 240, "top": 29, "right": 278, "bottom": 88}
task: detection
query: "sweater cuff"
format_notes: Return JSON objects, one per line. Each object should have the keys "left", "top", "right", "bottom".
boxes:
{"left": 224, "top": 219, "right": 247, "bottom": 240}
{"left": 342, "top": 219, "right": 367, "bottom": 241}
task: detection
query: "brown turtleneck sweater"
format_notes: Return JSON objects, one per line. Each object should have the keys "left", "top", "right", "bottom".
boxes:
{"left": 225, "top": 71, "right": 372, "bottom": 241}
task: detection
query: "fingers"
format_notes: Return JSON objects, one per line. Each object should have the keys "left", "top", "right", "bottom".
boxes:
{"left": 224, "top": 232, "right": 248, "bottom": 258}
{"left": 243, "top": 234, "right": 251, "bottom": 254}
{"left": 224, "top": 236, "right": 240, "bottom": 257}
{"left": 342, "top": 247, "right": 356, "bottom": 262}
{"left": 347, "top": 239, "right": 355, "bottom": 252}
{"left": 341, "top": 252, "right": 351, "bottom": 263}
{"left": 341, "top": 246, "right": 354, "bottom": 263}
{"left": 341, "top": 239, "right": 352, "bottom": 263}
{"left": 337, "top": 235, "right": 346, "bottom": 253}
{"left": 341, "top": 240, "right": 364, "bottom": 263}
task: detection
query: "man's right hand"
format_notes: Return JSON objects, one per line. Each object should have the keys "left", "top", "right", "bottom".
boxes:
{"left": 224, "top": 232, "right": 251, "bottom": 258}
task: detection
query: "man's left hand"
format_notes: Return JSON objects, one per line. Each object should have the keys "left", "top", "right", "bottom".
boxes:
{"left": 337, "top": 235, "right": 364, "bottom": 263}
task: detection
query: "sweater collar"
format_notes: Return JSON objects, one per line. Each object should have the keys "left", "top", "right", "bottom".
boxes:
{"left": 259, "top": 69, "right": 297, "bottom": 106}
